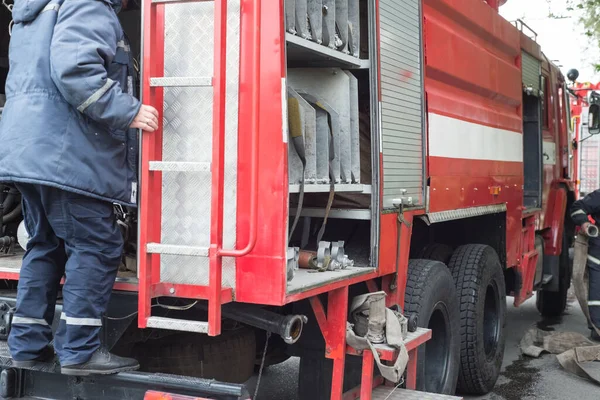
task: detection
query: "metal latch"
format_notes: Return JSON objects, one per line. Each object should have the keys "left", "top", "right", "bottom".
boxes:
{"left": 392, "top": 190, "right": 412, "bottom": 228}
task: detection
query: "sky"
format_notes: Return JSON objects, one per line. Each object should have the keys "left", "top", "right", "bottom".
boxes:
{"left": 500, "top": 0, "right": 600, "bottom": 82}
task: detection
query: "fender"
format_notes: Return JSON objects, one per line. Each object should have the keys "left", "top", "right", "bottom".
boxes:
{"left": 542, "top": 185, "right": 568, "bottom": 256}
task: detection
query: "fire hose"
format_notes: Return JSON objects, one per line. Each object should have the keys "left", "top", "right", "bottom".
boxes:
{"left": 346, "top": 291, "right": 410, "bottom": 384}
{"left": 520, "top": 224, "right": 600, "bottom": 384}
{"left": 572, "top": 224, "right": 600, "bottom": 336}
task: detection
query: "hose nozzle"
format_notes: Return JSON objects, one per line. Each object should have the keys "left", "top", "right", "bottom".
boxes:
{"left": 586, "top": 224, "right": 599, "bottom": 238}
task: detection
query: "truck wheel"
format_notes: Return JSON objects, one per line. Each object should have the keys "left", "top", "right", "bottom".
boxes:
{"left": 416, "top": 244, "right": 453, "bottom": 264}
{"left": 297, "top": 355, "right": 362, "bottom": 400}
{"left": 448, "top": 244, "right": 507, "bottom": 395}
{"left": 255, "top": 333, "right": 290, "bottom": 367}
{"left": 536, "top": 233, "right": 571, "bottom": 317}
{"left": 131, "top": 327, "right": 256, "bottom": 384}
{"left": 404, "top": 259, "right": 460, "bottom": 394}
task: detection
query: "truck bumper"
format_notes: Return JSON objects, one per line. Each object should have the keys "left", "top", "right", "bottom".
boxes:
{"left": 0, "top": 293, "right": 250, "bottom": 400}
{"left": 0, "top": 359, "right": 250, "bottom": 400}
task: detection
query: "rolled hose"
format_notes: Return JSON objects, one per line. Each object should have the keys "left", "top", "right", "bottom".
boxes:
{"left": 1, "top": 191, "right": 18, "bottom": 214}
{"left": 2, "top": 203, "right": 21, "bottom": 223}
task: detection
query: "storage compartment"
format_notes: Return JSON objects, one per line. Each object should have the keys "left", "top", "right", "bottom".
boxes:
{"left": 283, "top": 0, "right": 426, "bottom": 292}
{"left": 523, "top": 93, "right": 542, "bottom": 209}
{"left": 284, "top": 0, "right": 376, "bottom": 292}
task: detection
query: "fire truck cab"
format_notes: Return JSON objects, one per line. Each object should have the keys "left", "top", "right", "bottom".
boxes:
{"left": 0, "top": 0, "right": 578, "bottom": 399}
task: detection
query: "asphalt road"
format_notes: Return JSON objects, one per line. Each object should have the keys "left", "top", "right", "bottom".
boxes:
{"left": 246, "top": 290, "right": 600, "bottom": 400}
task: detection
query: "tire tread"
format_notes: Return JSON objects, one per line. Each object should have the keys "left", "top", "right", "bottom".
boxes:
{"left": 404, "top": 259, "right": 460, "bottom": 394}
{"left": 448, "top": 244, "right": 506, "bottom": 394}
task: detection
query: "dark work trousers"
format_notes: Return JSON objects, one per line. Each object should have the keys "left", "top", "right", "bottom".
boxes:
{"left": 8, "top": 183, "right": 123, "bottom": 366}
{"left": 588, "top": 236, "right": 600, "bottom": 329}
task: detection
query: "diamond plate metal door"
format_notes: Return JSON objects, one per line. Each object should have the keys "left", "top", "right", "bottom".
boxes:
{"left": 159, "top": 1, "right": 241, "bottom": 287}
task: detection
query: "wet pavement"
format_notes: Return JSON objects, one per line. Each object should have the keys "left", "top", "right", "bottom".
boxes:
{"left": 469, "top": 289, "right": 597, "bottom": 400}
{"left": 247, "top": 289, "right": 600, "bottom": 399}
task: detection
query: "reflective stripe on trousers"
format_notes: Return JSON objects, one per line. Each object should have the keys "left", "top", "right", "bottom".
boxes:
{"left": 11, "top": 316, "right": 49, "bottom": 326}
{"left": 60, "top": 313, "right": 102, "bottom": 327}
{"left": 588, "top": 247, "right": 600, "bottom": 327}
{"left": 8, "top": 184, "right": 122, "bottom": 365}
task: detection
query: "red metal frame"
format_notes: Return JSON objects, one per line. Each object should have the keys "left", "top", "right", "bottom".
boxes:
{"left": 514, "top": 216, "right": 538, "bottom": 306}
{"left": 207, "top": 0, "right": 229, "bottom": 337}
{"left": 309, "top": 287, "right": 349, "bottom": 400}
{"left": 137, "top": 0, "right": 262, "bottom": 336}
{"left": 138, "top": 0, "right": 165, "bottom": 330}
{"left": 234, "top": 0, "right": 288, "bottom": 306}
{"left": 310, "top": 285, "right": 433, "bottom": 400}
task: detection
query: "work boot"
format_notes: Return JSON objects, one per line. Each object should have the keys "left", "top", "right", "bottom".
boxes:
{"left": 591, "top": 329, "right": 600, "bottom": 342}
{"left": 60, "top": 348, "right": 139, "bottom": 376}
{"left": 12, "top": 345, "right": 55, "bottom": 368}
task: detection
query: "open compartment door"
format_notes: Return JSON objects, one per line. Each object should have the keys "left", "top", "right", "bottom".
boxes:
{"left": 379, "top": 0, "right": 426, "bottom": 210}
{"left": 138, "top": 0, "right": 241, "bottom": 335}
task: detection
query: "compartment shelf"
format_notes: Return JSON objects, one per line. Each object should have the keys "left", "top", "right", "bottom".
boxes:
{"left": 289, "top": 183, "right": 372, "bottom": 194}
{"left": 287, "top": 266, "right": 375, "bottom": 294}
{"left": 286, "top": 33, "right": 370, "bottom": 69}
{"left": 288, "top": 207, "right": 371, "bottom": 220}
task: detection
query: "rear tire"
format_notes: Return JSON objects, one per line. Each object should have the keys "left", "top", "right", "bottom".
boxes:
{"left": 448, "top": 245, "right": 507, "bottom": 395}
{"left": 536, "top": 233, "right": 571, "bottom": 317}
{"left": 416, "top": 244, "right": 453, "bottom": 264}
{"left": 404, "top": 259, "right": 460, "bottom": 394}
{"left": 297, "top": 355, "right": 362, "bottom": 400}
{"left": 131, "top": 327, "right": 256, "bottom": 383}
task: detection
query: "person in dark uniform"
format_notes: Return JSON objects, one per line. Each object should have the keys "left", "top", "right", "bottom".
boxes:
{"left": 0, "top": 0, "right": 158, "bottom": 375}
{"left": 571, "top": 190, "right": 600, "bottom": 340}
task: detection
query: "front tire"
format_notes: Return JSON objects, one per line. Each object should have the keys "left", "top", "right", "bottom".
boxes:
{"left": 404, "top": 259, "right": 460, "bottom": 394}
{"left": 448, "top": 245, "right": 507, "bottom": 395}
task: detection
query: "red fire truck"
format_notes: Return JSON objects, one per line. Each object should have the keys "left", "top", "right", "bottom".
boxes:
{"left": 0, "top": 0, "right": 581, "bottom": 399}
{"left": 570, "top": 79, "right": 600, "bottom": 198}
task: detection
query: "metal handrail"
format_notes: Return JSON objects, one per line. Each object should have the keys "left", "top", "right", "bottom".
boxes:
{"left": 513, "top": 19, "right": 538, "bottom": 41}
{"left": 218, "top": 0, "right": 261, "bottom": 258}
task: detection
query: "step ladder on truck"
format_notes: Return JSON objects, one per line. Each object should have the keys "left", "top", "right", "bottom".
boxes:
{"left": 0, "top": 0, "right": 578, "bottom": 399}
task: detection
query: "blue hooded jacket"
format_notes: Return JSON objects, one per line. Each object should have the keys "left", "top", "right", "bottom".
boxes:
{"left": 0, "top": 0, "right": 141, "bottom": 206}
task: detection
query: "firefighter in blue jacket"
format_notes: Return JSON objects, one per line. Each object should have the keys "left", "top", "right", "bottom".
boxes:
{"left": 0, "top": 0, "right": 158, "bottom": 375}
{"left": 571, "top": 189, "right": 600, "bottom": 340}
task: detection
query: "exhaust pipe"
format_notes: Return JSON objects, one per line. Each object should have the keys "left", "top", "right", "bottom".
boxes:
{"left": 221, "top": 303, "right": 307, "bottom": 344}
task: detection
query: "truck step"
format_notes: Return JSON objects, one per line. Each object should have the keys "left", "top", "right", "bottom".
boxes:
{"left": 346, "top": 327, "right": 431, "bottom": 360}
{"left": 372, "top": 387, "right": 462, "bottom": 400}
{"left": 149, "top": 76, "right": 212, "bottom": 88}
{"left": 146, "top": 317, "right": 209, "bottom": 333}
{"left": 149, "top": 161, "right": 211, "bottom": 172}
{"left": 0, "top": 340, "right": 60, "bottom": 373}
{"left": 146, "top": 243, "right": 209, "bottom": 257}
